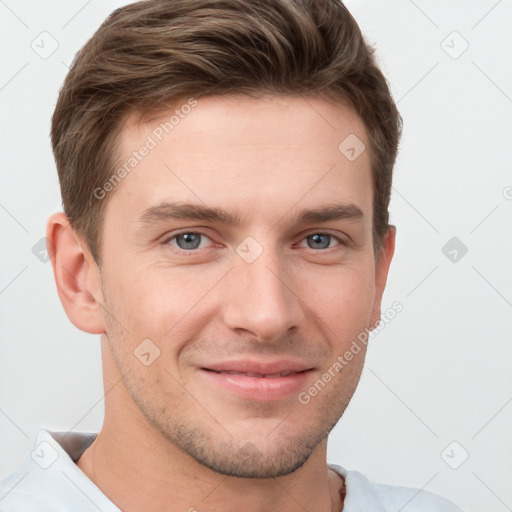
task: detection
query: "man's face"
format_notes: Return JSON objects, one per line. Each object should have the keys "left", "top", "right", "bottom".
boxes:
{"left": 96, "top": 94, "right": 393, "bottom": 478}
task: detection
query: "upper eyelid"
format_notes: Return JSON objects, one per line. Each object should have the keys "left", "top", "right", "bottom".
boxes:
{"left": 293, "top": 232, "right": 345, "bottom": 247}
{"left": 163, "top": 228, "right": 212, "bottom": 241}
{"left": 299, "top": 229, "right": 345, "bottom": 239}
{"left": 163, "top": 230, "right": 214, "bottom": 247}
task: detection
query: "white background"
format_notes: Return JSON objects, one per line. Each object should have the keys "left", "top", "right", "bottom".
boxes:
{"left": 1, "top": 1, "right": 511, "bottom": 511}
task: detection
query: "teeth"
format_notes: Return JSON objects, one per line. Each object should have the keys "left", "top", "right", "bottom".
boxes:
{"left": 222, "top": 371, "right": 265, "bottom": 377}
{"left": 218, "top": 370, "right": 295, "bottom": 378}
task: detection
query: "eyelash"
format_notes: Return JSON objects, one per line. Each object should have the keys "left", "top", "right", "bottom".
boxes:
{"left": 162, "top": 230, "right": 346, "bottom": 253}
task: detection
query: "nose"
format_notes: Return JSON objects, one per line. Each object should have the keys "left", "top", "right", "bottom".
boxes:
{"left": 221, "top": 242, "right": 303, "bottom": 343}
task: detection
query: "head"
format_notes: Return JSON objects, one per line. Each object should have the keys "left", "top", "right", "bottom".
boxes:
{"left": 48, "top": 0, "right": 401, "bottom": 478}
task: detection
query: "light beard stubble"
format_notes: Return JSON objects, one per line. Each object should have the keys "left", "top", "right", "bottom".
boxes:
{"left": 102, "top": 299, "right": 362, "bottom": 478}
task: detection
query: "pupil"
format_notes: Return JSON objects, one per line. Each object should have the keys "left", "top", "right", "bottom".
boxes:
{"left": 309, "top": 234, "right": 330, "bottom": 249}
{"left": 178, "top": 233, "right": 201, "bottom": 250}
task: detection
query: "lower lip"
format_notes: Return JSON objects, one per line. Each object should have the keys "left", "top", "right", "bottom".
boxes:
{"left": 198, "top": 369, "right": 313, "bottom": 401}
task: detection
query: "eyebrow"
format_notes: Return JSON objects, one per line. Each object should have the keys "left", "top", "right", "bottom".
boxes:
{"left": 137, "top": 201, "right": 364, "bottom": 226}
{"left": 138, "top": 202, "right": 241, "bottom": 225}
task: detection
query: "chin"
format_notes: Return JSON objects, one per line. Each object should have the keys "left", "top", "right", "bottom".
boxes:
{"left": 166, "top": 420, "right": 333, "bottom": 479}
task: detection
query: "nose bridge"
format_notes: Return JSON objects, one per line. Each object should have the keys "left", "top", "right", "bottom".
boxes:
{"left": 221, "top": 239, "right": 301, "bottom": 341}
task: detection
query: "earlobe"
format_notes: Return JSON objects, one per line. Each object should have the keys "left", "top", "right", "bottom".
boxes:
{"left": 370, "top": 226, "right": 396, "bottom": 328}
{"left": 46, "top": 212, "right": 105, "bottom": 335}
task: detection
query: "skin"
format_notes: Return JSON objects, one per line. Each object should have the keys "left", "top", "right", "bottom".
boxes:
{"left": 47, "top": 94, "right": 395, "bottom": 512}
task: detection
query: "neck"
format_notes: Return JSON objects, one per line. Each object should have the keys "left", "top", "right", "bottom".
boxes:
{"left": 77, "top": 418, "right": 344, "bottom": 512}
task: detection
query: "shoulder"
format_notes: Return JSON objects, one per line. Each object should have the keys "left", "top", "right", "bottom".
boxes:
{"left": 0, "top": 428, "right": 118, "bottom": 512}
{"left": 0, "top": 467, "right": 57, "bottom": 512}
{"left": 0, "top": 457, "right": 117, "bottom": 512}
{"left": 329, "top": 464, "right": 465, "bottom": 512}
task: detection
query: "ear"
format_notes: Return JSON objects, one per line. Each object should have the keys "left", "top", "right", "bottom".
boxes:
{"left": 369, "top": 226, "right": 396, "bottom": 328}
{"left": 46, "top": 212, "right": 105, "bottom": 335}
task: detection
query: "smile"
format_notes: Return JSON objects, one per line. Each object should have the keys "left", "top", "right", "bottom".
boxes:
{"left": 198, "top": 361, "right": 314, "bottom": 401}
{"left": 205, "top": 369, "right": 305, "bottom": 378}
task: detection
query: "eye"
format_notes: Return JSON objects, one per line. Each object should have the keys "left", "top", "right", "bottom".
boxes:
{"left": 166, "top": 232, "right": 212, "bottom": 251}
{"left": 298, "top": 233, "right": 342, "bottom": 250}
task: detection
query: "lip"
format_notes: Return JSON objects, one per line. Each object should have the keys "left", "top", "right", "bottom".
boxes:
{"left": 198, "top": 359, "right": 314, "bottom": 401}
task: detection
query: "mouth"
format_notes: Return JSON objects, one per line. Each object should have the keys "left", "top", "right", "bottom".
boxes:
{"left": 202, "top": 369, "right": 309, "bottom": 378}
{"left": 198, "top": 361, "right": 314, "bottom": 401}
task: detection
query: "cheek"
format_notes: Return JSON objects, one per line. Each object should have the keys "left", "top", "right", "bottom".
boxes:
{"left": 101, "top": 263, "right": 173, "bottom": 342}
{"left": 299, "top": 264, "right": 376, "bottom": 340}
{"left": 101, "top": 261, "right": 222, "bottom": 352}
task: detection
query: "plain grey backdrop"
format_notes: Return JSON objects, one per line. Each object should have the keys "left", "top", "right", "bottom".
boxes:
{"left": 1, "top": 1, "right": 511, "bottom": 511}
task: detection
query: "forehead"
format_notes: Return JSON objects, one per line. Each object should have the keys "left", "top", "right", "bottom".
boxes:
{"left": 107, "top": 94, "right": 372, "bottom": 226}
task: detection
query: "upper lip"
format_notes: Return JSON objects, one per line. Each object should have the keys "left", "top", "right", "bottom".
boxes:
{"left": 200, "top": 359, "right": 314, "bottom": 376}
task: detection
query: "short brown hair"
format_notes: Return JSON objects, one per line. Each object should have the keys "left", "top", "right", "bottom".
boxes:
{"left": 51, "top": 0, "right": 401, "bottom": 263}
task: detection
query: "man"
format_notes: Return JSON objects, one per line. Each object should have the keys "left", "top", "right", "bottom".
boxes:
{"left": 0, "top": 0, "right": 464, "bottom": 510}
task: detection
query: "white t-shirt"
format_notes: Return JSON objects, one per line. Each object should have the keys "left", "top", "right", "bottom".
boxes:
{"left": 0, "top": 428, "right": 464, "bottom": 511}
